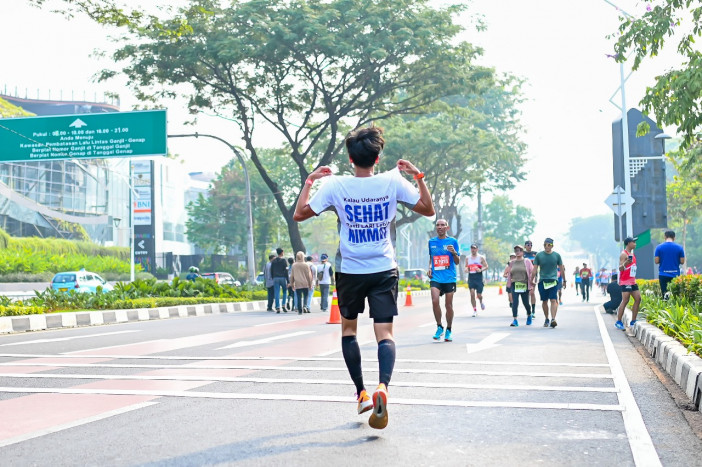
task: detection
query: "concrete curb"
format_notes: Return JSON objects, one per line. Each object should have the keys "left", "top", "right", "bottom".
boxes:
{"left": 622, "top": 309, "right": 702, "bottom": 414}
{"left": 0, "top": 290, "right": 432, "bottom": 335}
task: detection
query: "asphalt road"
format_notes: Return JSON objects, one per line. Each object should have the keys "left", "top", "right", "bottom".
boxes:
{"left": 0, "top": 286, "right": 700, "bottom": 466}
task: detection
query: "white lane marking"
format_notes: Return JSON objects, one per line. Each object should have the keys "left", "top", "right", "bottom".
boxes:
{"left": 0, "top": 331, "right": 139, "bottom": 347}
{"left": 0, "top": 402, "right": 158, "bottom": 448}
{"left": 0, "top": 362, "right": 613, "bottom": 378}
{"left": 0, "top": 353, "right": 610, "bottom": 367}
{"left": 0, "top": 387, "right": 623, "bottom": 412}
{"left": 0, "top": 372, "right": 618, "bottom": 393}
{"left": 593, "top": 305, "right": 661, "bottom": 466}
{"left": 217, "top": 331, "right": 314, "bottom": 349}
{"left": 466, "top": 332, "right": 510, "bottom": 354}
{"left": 254, "top": 319, "right": 300, "bottom": 327}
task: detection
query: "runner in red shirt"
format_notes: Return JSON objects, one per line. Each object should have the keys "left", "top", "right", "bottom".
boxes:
{"left": 615, "top": 237, "right": 641, "bottom": 330}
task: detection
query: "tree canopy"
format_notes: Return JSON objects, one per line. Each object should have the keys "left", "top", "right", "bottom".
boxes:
{"left": 378, "top": 75, "right": 527, "bottom": 238}
{"left": 613, "top": 0, "right": 702, "bottom": 147}
{"left": 37, "top": 0, "right": 494, "bottom": 252}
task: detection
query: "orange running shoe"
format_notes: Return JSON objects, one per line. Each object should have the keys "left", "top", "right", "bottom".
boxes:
{"left": 357, "top": 389, "right": 373, "bottom": 414}
{"left": 368, "top": 383, "right": 389, "bottom": 429}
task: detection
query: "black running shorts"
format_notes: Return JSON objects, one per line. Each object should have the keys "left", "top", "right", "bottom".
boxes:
{"left": 430, "top": 281, "right": 456, "bottom": 296}
{"left": 468, "top": 274, "right": 484, "bottom": 293}
{"left": 621, "top": 284, "right": 639, "bottom": 292}
{"left": 335, "top": 268, "right": 399, "bottom": 321}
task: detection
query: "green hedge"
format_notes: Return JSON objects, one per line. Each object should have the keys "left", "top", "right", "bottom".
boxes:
{"left": 638, "top": 276, "right": 702, "bottom": 358}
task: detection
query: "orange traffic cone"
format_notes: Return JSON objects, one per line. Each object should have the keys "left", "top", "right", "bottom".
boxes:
{"left": 499, "top": 285, "right": 503, "bottom": 295}
{"left": 404, "top": 285, "right": 413, "bottom": 306}
{"left": 327, "top": 290, "right": 341, "bottom": 324}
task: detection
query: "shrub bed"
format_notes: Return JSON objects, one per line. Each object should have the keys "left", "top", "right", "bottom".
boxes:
{"left": 638, "top": 276, "right": 702, "bottom": 358}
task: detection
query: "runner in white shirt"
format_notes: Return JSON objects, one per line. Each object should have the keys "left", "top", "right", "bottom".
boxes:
{"left": 294, "top": 126, "right": 434, "bottom": 430}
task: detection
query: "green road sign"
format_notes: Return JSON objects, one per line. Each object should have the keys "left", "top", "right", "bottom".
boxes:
{"left": 0, "top": 110, "right": 167, "bottom": 162}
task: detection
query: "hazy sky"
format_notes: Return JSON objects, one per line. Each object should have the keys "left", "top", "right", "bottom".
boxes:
{"left": 2, "top": 0, "right": 683, "bottom": 249}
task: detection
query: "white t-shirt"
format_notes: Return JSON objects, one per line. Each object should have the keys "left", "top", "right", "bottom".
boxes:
{"left": 308, "top": 168, "right": 420, "bottom": 274}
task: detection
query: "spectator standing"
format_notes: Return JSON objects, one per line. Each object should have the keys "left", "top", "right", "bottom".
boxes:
{"left": 286, "top": 257, "right": 296, "bottom": 311}
{"left": 270, "top": 247, "right": 289, "bottom": 313}
{"left": 291, "top": 251, "right": 314, "bottom": 314}
{"left": 305, "top": 255, "right": 316, "bottom": 312}
{"left": 264, "top": 254, "right": 275, "bottom": 311}
{"left": 654, "top": 230, "right": 685, "bottom": 297}
{"left": 317, "top": 253, "right": 334, "bottom": 313}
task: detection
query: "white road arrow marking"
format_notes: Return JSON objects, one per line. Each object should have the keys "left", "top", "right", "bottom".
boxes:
{"left": 218, "top": 331, "right": 314, "bottom": 349}
{"left": 465, "top": 332, "right": 510, "bottom": 355}
{"left": 69, "top": 118, "right": 87, "bottom": 128}
{"left": 0, "top": 330, "right": 139, "bottom": 347}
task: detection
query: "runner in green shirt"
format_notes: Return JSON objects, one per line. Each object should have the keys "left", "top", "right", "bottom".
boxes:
{"left": 531, "top": 237, "right": 566, "bottom": 328}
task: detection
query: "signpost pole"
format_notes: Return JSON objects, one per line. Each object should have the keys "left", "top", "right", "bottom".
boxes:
{"left": 129, "top": 160, "right": 135, "bottom": 282}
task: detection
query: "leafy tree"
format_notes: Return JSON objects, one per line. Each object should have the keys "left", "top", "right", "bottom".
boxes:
{"left": 480, "top": 195, "right": 535, "bottom": 248}
{"left": 612, "top": 0, "right": 702, "bottom": 147}
{"left": 379, "top": 75, "right": 527, "bottom": 238}
{"left": 186, "top": 152, "right": 285, "bottom": 267}
{"left": 666, "top": 144, "right": 702, "bottom": 265}
{"left": 40, "top": 0, "right": 492, "bottom": 252}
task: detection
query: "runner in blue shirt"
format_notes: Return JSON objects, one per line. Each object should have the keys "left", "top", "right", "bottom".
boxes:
{"left": 427, "top": 219, "right": 460, "bottom": 342}
{"left": 654, "top": 230, "right": 685, "bottom": 297}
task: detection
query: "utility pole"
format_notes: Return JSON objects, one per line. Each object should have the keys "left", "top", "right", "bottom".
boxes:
{"left": 168, "top": 133, "right": 256, "bottom": 285}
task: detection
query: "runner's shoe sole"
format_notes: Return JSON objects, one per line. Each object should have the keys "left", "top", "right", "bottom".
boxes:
{"left": 369, "top": 385, "right": 388, "bottom": 429}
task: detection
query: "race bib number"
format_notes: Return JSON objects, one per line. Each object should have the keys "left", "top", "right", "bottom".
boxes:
{"left": 630, "top": 265, "right": 637, "bottom": 277}
{"left": 581, "top": 271, "right": 589, "bottom": 278}
{"left": 514, "top": 281, "right": 527, "bottom": 293}
{"left": 543, "top": 280, "right": 557, "bottom": 290}
{"left": 468, "top": 263, "right": 481, "bottom": 273}
{"left": 433, "top": 255, "right": 450, "bottom": 271}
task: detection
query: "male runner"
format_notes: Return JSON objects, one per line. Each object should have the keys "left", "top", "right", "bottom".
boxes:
{"left": 427, "top": 219, "right": 460, "bottom": 342}
{"left": 531, "top": 237, "right": 566, "bottom": 328}
{"left": 465, "top": 244, "right": 488, "bottom": 316}
{"left": 523, "top": 240, "right": 537, "bottom": 318}
{"left": 579, "top": 263, "right": 592, "bottom": 302}
{"left": 293, "top": 125, "right": 434, "bottom": 430}
{"left": 615, "top": 237, "right": 641, "bottom": 330}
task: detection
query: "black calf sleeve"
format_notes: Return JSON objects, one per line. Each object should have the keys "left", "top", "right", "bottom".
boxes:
{"left": 377, "top": 339, "right": 396, "bottom": 387}
{"left": 341, "top": 335, "right": 364, "bottom": 394}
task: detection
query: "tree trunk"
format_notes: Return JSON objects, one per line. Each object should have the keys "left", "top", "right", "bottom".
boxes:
{"left": 284, "top": 210, "right": 306, "bottom": 253}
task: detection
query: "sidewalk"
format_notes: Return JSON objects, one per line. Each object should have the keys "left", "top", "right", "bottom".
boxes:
{"left": 0, "top": 289, "right": 432, "bottom": 334}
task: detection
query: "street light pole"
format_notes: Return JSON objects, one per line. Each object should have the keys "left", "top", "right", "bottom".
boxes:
{"left": 168, "top": 133, "right": 257, "bottom": 285}
{"left": 605, "top": 0, "right": 635, "bottom": 239}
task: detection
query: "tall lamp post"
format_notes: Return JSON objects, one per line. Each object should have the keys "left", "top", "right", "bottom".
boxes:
{"left": 168, "top": 133, "right": 257, "bottom": 285}
{"left": 605, "top": 0, "right": 636, "bottom": 238}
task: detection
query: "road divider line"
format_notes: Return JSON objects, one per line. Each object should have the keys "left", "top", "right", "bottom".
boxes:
{"left": 0, "top": 372, "right": 619, "bottom": 393}
{"left": 0, "top": 362, "right": 613, "bottom": 378}
{"left": 0, "top": 401, "right": 158, "bottom": 448}
{"left": 217, "top": 331, "right": 315, "bottom": 349}
{"left": 593, "top": 305, "right": 661, "bottom": 466}
{"left": 0, "top": 353, "right": 611, "bottom": 367}
{"left": 0, "top": 386, "right": 624, "bottom": 412}
{"left": 0, "top": 330, "right": 139, "bottom": 347}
